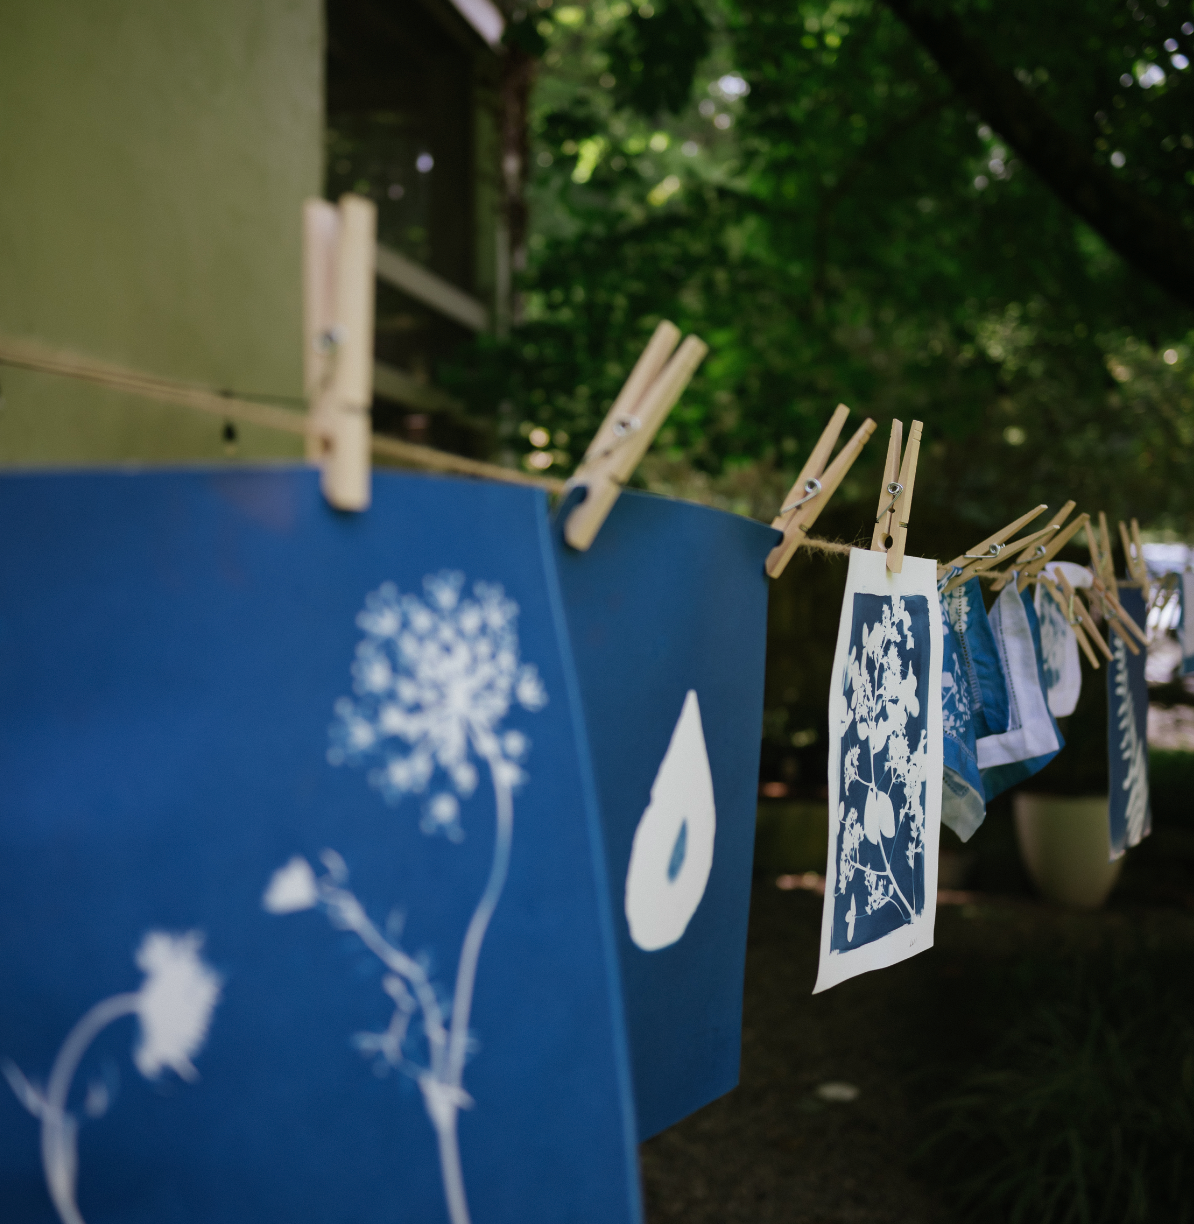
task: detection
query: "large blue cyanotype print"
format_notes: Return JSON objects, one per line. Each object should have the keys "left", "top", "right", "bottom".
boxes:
{"left": 553, "top": 489, "right": 777, "bottom": 1141}
{"left": 831, "top": 591, "right": 932, "bottom": 952}
{"left": 0, "top": 469, "right": 642, "bottom": 1224}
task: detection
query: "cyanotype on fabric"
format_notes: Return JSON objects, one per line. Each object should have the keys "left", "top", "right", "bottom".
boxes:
{"left": 977, "top": 582, "right": 1063, "bottom": 802}
{"left": 553, "top": 489, "right": 778, "bottom": 1140}
{"left": 1034, "top": 562, "right": 1087, "bottom": 718}
{"left": 0, "top": 470, "right": 642, "bottom": 1224}
{"left": 816, "top": 549, "right": 943, "bottom": 994}
{"left": 938, "top": 580, "right": 998, "bottom": 842}
{"left": 942, "top": 577, "right": 1009, "bottom": 742}
{"left": 1107, "top": 587, "right": 1151, "bottom": 859}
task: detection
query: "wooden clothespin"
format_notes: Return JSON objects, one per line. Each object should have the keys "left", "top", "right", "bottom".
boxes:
{"left": 765, "top": 405, "right": 876, "bottom": 578}
{"left": 1012, "top": 510, "right": 1090, "bottom": 593}
{"left": 942, "top": 522, "right": 1059, "bottom": 594}
{"left": 1096, "top": 512, "right": 1118, "bottom": 595}
{"left": 1089, "top": 569, "right": 1148, "bottom": 648}
{"left": 562, "top": 321, "right": 707, "bottom": 550}
{"left": 938, "top": 505, "right": 1047, "bottom": 582}
{"left": 1050, "top": 570, "right": 1111, "bottom": 665}
{"left": 990, "top": 501, "right": 1075, "bottom": 591}
{"left": 1083, "top": 516, "right": 1146, "bottom": 648}
{"left": 1041, "top": 576, "right": 1100, "bottom": 669}
{"left": 869, "top": 419, "right": 923, "bottom": 574}
{"left": 1147, "top": 570, "right": 1178, "bottom": 620}
{"left": 303, "top": 194, "right": 377, "bottom": 511}
{"left": 938, "top": 505, "right": 1056, "bottom": 593}
{"left": 1118, "top": 517, "right": 1151, "bottom": 598}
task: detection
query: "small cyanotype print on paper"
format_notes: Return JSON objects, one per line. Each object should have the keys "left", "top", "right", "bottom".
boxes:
{"left": 816, "top": 549, "right": 942, "bottom": 994}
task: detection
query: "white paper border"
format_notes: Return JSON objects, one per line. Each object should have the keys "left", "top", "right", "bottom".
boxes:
{"left": 813, "top": 549, "right": 943, "bottom": 994}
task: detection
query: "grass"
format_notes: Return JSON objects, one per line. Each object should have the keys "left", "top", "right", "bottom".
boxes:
{"left": 921, "top": 944, "right": 1194, "bottom": 1224}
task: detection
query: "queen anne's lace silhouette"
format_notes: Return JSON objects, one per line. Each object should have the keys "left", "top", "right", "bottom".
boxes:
{"left": 3, "top": 932, "right": 221, "bottom": 1224}
{"left": 835, "top": 594, "right": 929, "bottom": 944}
{"left": 269, "top": 573, "right": 546, "bottom": 1224}
{"left": 328, "top": 573, "right": 546, "bottom": 841}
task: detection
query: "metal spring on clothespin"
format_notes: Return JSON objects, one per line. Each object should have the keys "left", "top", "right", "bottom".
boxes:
{"left": 875, "top": 481, "right": 903, "bottom": 523}
{"left": 781, "top": 477, "right": 823, "bottom": 515}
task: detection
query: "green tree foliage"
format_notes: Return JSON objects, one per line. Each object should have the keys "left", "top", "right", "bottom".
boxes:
{"left": 446, "top": 0, "right": 1194, "bottom": 539}
{"left": 606, "top": 0, "right": 711, "bottom": 115}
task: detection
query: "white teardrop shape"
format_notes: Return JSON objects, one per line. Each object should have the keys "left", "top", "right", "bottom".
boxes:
{"left": 624, "top": 690, "right": 716, "bottom": 951}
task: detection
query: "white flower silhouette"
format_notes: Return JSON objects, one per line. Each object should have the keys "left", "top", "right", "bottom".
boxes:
{"left": 328, "top": 573, "right": 546, "bottom": 842}
{"left": 3, "top": 931, "right": 221, "bottom": 1224}
{"left": 836, "top": 595, "right": 927, "bottom": 938}
{"left": 272, "top": 573, "right": 545, "bottom": 1224}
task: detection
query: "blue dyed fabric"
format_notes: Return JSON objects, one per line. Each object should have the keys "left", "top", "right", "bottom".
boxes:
{"left": 553, "top": 489, "right": 778, "bottom": 1141}
{"left": 978, "top": 584, "right": 1064, "bottom": 802}
{"left": 942, "top": 577, "right": 1009, "bottom": 740}
{"left": 938, "top": 589, "right": 986, "bottom": 843}
{"left": 1107, "top": 587, "right": 1152, "bottom": 858}
{"left": 0, "top": 470, "right": 642, "bottom": 1224}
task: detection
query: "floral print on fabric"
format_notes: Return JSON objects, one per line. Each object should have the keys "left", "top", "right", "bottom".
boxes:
{"left": 832, "top": 592, "right": 932, "bottom": 952}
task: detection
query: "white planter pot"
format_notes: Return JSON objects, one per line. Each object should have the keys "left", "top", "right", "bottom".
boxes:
{"left": 1013, "top": 793, "right": 1123, "bottom": 909}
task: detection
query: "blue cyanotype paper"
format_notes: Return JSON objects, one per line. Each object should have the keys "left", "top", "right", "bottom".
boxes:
{"left": 816, "top": 549, "right": 942, "bottom": 993}
{"left": 0, "top": 469, "right": 641, "bottom": 1224}
{"left": 553, "top": 489, "right": 778, "bottom": 1140}
{"left": 938, "top": 583, "right": 986, "bottom": 842}
{"left": 978, "top": 582, "right": 1064, "bottom": 802}
{"left": 1107, "top": 586, "right": 1151, "bottom": 858}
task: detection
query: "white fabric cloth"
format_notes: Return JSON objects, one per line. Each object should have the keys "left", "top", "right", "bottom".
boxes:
{"left": 1034, "top": 562, "right": 1084, "bottom": 718}
{"left": 976, "top": 581, "right": 1060, "bottom": 769}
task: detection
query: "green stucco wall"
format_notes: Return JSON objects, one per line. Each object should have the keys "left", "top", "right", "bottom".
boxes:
{"left": 0, "top": 1, "right": 323, "bottom": 462}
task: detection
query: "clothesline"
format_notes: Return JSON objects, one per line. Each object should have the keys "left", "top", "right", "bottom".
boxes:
{"left": 0, "top": 332, "right": 1172, "bottom": 590}
{"left": 0, "top": 332, "right": 564, "bottom": 494}
{"left": 801, "top": 532, "right": 1148, "bottom": 587}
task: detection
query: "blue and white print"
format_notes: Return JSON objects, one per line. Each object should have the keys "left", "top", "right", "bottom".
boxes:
{"left": 942, "top": 577, "right": 1009, "bottom": 739}
{"left": 816, "top": 549, "right": 942, "bottom": 994}
{"left": 1107, "top": 586, "right": 1151, "bottom": 859}
{"left": 1034, "top": 562, "right": 1087, "bottom": 718}
{"left": 977, "top": 581, "right": 1063, "bottom": 801}
{"left": 938, "top": 585, "right": 986, "bottom": 842}
{"left": 0, "top": 469, "right": 645, "bottom": 1224}
{"left": 268, "top": 573, "right": 547, "bottom": 1224}
{"left": 4, "top": 932, "right": 221, "bottom": 1224}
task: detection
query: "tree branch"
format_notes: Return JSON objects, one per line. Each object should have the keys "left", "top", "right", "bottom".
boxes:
{"left": 884, "top": 0, "right": 1194, "bottom": 311}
